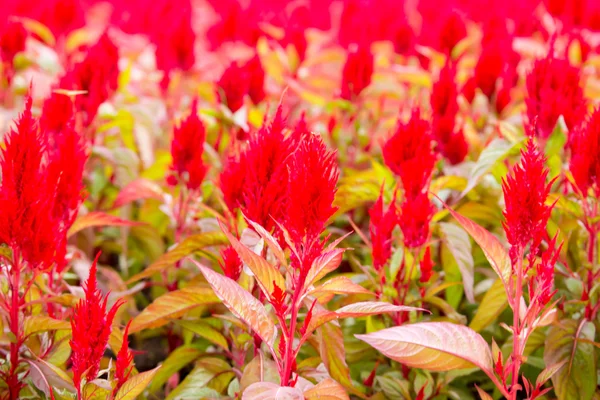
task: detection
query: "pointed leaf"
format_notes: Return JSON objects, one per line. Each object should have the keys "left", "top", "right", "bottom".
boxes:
{"left": 244, "top": 216, "right": 287, "bottom": 268}
{"left": 319, "top": 323, "right": 352, "bottom": 389}
{"left": 114, "top": 367, "right": 160, "bottom": 400}
{"left": 475, "top": 385, "right": 494, "bottom": 400}
{"left": 68, "top": 212, "right": 140, "bottom": 237}
{"left": 127, "top": 232, "right": 228, "bottom": 283}
{"left": 150, "top": 346, "right": 203, "bottom": 392}
{"left": 444, "top": 205, "right": 511, "bottom": 284}
{"left": 357, "top": 322, "right": 494, "bottom": 373}
{"left": 195, "top": 261, "right": 277, "bottom": 348}
{"left": 439, "top": 222, "right": 475, "bottom": 303}
{"left": 129, "top": 285, "right": 219, "bottom": 333}
{"left": 24, "top": 316, "right": 70, "bottom": 336}
{"left": 469, "top": 279, "right": 508, "bottom": 332}
{"left": 304, "top": 248, "right": 345, "bottom": 289}
{"left": 176, "top": 320, "right": 229, "bottom": 350}
{"left": 304, "top": 378, "right": 349, "bottom": 400}
{"left": 461, "top": 138, "right": 515, "bottom": 197}
{"left": 308, "top": 276, "right": 373, "bottom": 297}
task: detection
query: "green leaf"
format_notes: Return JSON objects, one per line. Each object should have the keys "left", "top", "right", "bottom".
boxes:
{"left": 439, "top": 222, "right": 475, "bottom": 303}
{"left": 127, "top": 232, "right": 228, "bottom": 283}
{"left": 319, "top": 322, "right": 352, "bottom": 389}
{"left": 150, "top": 346, "right": 203, "bottom": 392}
{"left": 23, "top": 316, "right": 70, "bottom": 336}
{"left": 543, "top": 320, "right": 596, "bottom": 400}
{"left": 165, "top": 358, "right": 230, "bottom": 400}
{"left": 357, "top": 322, "right": 494, "bottom": 373}
{"left": 176, "top": 320, "right": 229, "bottom": 350}
{"left": 461, "top": 138, "right": 516, "bottom": 197}
{"left": 469, "top": 279, "right": 508, "bottom": 332}
{"left": 115, "top": 367, "right": 160, "bottom": 400}
{"left": 129, "top": 285, "right": 219, "bottom": 333}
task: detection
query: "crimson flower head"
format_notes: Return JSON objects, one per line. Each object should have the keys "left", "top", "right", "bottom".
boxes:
{"left": 399, "top": 192, "right": 434, "bottom": 249}
{"left": 0, "top": 20, "right": 27, "bottom": 65}
{"left": 419, "top": 246, "right": 434, "bottom": 283}
{"left": 219, "top": 245, "right": 242, "bottom": 281}
{"left": 502, "top": 139, "right": 553, "bottom": 261}
{"left": 32, "top": 0, "right": 85, "bottom": 38}
{"left": 168, "top": 100, "right": 208, "bottom": 191}
{"left": 70, "top": 256, "right": 125, "bottom": 393}
{"left": 113, "top": 321, "right": 134, "bottom": 396}
{"left": 245, "top": 54, "right": 266, "bottom": 105}
{"left": 525, "top": 54, "right": 586, "bottom": 139}
{"left": 418, "top": 2, "right": 466, "bottom": 54}
{"left": 382, "top": 110, "right": 436, "bottom": 199}
{"left": 217, "top": 61, "right": 250, "bottom": 113}
{"left": 570, "top": 108, "right": 600, "bottom": 197}
{"left": 40, "top": 92, "right": 75, "bottom": 136}
{"left": 206, "top": 0, "right": 262, "bottom": 49}
{"left": 369, "top": 190, "right": 399, "bottom": 271}
{"left": 219, "top": 107, "right": 295, "bottom": 232}
{"left": 340, "top": 41, "right": 374, "bottom": 101}
{"left": 60, "top": 32, "right": 119, "bottom": 125}
{"left": 285, "top": 132, "right": 339, "bottom": 245}
{"left": 439, "top": 130, "right": 468, "bottom": 165}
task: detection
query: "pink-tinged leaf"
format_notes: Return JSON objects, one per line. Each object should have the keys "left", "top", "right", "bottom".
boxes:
{"left": 443, "top": 204, "right": 511, "bottom": 284}
{"left": 356, "top": 322, "right": 494, "bottom": 373}
{"left": 68, "top": 212, "right": 140, "bottom": 237}
{"left": 113, "top": 179, "right": 164, "bottom": 209}
{"left": 308, "top": 276, "right": 373, "bottom": 297}
{"left": 219, "top": 222, "right": 285, "bottom": 299}
{"left": 304, "top": 378, "right": 350, "bottom": 400}
{"left": 243, "top": 215, "right": 287, "bottom": 268}
{"left": 319, "top": 322, "right": 352, "bottom": 389}
{"left": 304, "top": 248, "right": 345, "bottom": 290}
{"left": 242, "top": 382, "right": 303, "bottom": 400}
{"left": 194, "top": 261, "right": 277, "bottom": 348}
{"left": 475, "top": 385, "right": 494, "bottom": 400}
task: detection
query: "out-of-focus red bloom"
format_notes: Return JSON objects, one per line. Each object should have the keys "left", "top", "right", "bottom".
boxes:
{"left": 220, "top": 108, "right": 295, "bottom": 231}
{"left": 340, "top": 42, "right": 374, "bottom": 101}
{"left": 382, "top": 110, "right": 436, "bottom": 198}
{"left": 217, "top": 61, "right": 250, "bottom": 113}
{"left": 113, "top": 321, "right": 134, "bottom": 396}
{"left": 286, "top": 132, "right": 339, "bottom": 244}
{"left": 219, "top": 245, "right": 242, "bottom": 281}
{"left": 369, "top": 190, "right": 398, "bottom": 271}
{"left": 70, "top": 256, "right": 124, "bottom": 394}
{"left": 525, "top": 54, "right": 586, "bottom": 139}
{"left": 570, "top": 108, "right": 600, "bottom": 197}
{"left": 545, "top": 0, "right": 600, "bottom": 31}
{"left": 168, "top": 100, "right": 208, "bottom": 191}
{"left": 0, "top": 20, "right": 27, "bottom": 65}
{"left": 60, "top": 32, "right": 119, "bottom": 125}
{"left": 399, "top": 193, "right": 434, "bottom": 249}
{"left": 40, "top": 92, "right": 75, "bottom": 136}
{"left": 438, "top": 11, "right": 467, "bottom": 53}
{"left": 440, "top": 130, "right": 469, "bottom": 165}
{"left": 33, "top": 0, "right": 84, "bottom": 38}
{"left": 206, "top": 0, "right": 262, "bottom": 49}
{"left": 502, "top": 140, "right": 553, "bottom": 261}
{"left": 245, "top": 55, "right": 266, "bottom": 105}
{"left": 419, "top": 246, "right": 434, "bottom": 283}
{"left": 418, "top": 1, "right": 466, "bottom": 53}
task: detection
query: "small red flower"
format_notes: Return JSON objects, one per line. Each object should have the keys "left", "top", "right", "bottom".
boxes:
{"left": 219, "top": 245, "right": 242, "bottom": 281}
{"left": 113, "top": 321, "right": 134, "bottom": 396}
{"left": 382, "top": 110, "right": 437, "bottom": 199}
{"left": 525, "top": 54, "right": 586, "bottom": 139}
{"left": 340, "top": 42, "right": 374, "bottom": 101}
{"left": 217, "top": 61, "right": 250, "bottom": 113}
{"left": 168, "top": 100, "right": 208, "bottom": 191}
{"left": 270, "top": 281, "right": 288, "bottom": 317}
{"left": 502, "top": 139, "right": 553, "bottom": 261}
{"left": 0, "top": 20, "right": 27, "bottom": 65}
{"left": 369, "top": 190, "right": 398, "bottom": 271}
{"left": 419, "top": 246, "right": 434, "bottom": 283}
{"left": 570, "top": 108, "right": 600, "bottom": 197}
{"left": 244, "top": 54, "right": 266, "bottom": 105}
{"left": 40, "top": 92, "right": 75, "bottom": 136}
{"left": 399, "top": 193, "right": 434, "bottom": 249}
{"left": 70, "top": 255, "right": 125, "bottom": 393}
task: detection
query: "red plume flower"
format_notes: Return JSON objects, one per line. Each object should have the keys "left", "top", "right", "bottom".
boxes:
{"left": 502, "top": 139, "right": 553, "bottom": 262}
{"left": 525, "top": 54, "right": 586, "bottom": 139}
{"left": 113, "top": 321, "right": 134, "bottom": 396}
{"left": 217, "top": 61, "right": 250, "bottom": 113}
{"left": 70, "top": 256, "right": 125, "bottom": 394}
{"left": 382, "top": 110, "right": 437, "bottom": 199}
{"left": 0, "top": 20, "right": 27, "bottom": 71}
{"left": 340, "top": 41, "right": 374, "bottom": 101}
{"left": 40, "top": 92, "right": 75, "bottom": 136}
{"left": 245, "top": 54, "right": 266, "bottom": 105}
{"left": 399, "top": 193, "right": 434, "bottom": 249}
{"left": 168, "top": 100, "right": 208, "bottom": 191}
{"left": 419, "top": 246, "right": 434, "bottom": 283}
{"left": 219, "top": 245, "right": 242, "bottom": 281}
{"left": 570, "top": 108, "right": 600, "bottom": 197}
{"left": 532, "top": 236, "right": 561, "bottom": 306}
{"left": 369, "top": 190, "right": 398, "bottom": 271}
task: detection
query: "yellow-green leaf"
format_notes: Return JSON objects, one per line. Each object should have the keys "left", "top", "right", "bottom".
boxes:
{"left": 470, "top": 279, "right": 508, "bottom": 332}
{"left": 115, "top": 366, "right": 160, "bottom": 400}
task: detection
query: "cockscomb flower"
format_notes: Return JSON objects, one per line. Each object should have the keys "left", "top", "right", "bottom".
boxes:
{"left": 340, "top": 41, "right": 374, "bottom": 101}
{"left": 206, "top": 0, "right": 262, "bottom": 49}
{"left": 217, "top": 61, "right": 250, "bottom": 113}
{"left": 418, "top": 3, "right": 466, "bottom": 54}
{"left": 245, "top": 54, "right": 266, "bottom": 105}
{"left": 531, "top": 236, "right": 561, "bottom": 306}
{"left": 419, "top": 246, "right": 434, "bottom": 283}
{"left": 0, "top": 19, "right": 27, "bottom": 69}
{"left": 369, "top": 190, "right": 398, "bottom": 271}
{"left": 70, "top": 256, "right": 125, "bottom": 394}
{"left": 399, "top": 192, "right": 434, "bottom": 249}
{"left": 24, "top": 0, "right": 85, "bottom": 39}
{"left": 219, "top": 245, "right": 242, "bottom": 281}
{"left": 502, "top": 140, "right": 553, "bottom": 262}
{"left": 438, "top": 129, "right": 468, "bottom": 165}
{"left": 40, "top": 92, "right": 75, "bottom": 136}
{"left": 382, "top": 110, "right": 437, "bottom": 199}
{"left": 219, "top": 107, "right": 295, "bottom": 232}
{"left": 113, "top": 321, "right": 134, "bottom": 396}
{"left": 60, "top": 32, "right": 119, "bottom": 125}
{"left": 168, "top": 100, "right": 208, "bottom": 191}
{"left": 525, "top": 54, "right": 586, "bottom": 139}
{"left": 570, "top": 108, "right": 600, "bottom": 197}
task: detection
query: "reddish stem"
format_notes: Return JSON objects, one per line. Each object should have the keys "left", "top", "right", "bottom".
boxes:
{"left": 7, "top": 248, "right": 22, "bottom": 400}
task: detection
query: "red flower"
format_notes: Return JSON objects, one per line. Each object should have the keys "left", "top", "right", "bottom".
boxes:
{"left": 286, "top": 132, "right": 339, "bottom": 245}
{"left": 60, "top": 32, "right": 119, "bottom": 125}
{"left": 219, "top": 245, "right": 242, "bottom": 281}
{"left": 33, "top": 0, "right": 85, "bottom": 38}
{"left": 439, "top": 130, "right": 469, "bottom": 165}
{"left": 244, "top": 55, "right": 266, "bottom": 105}
{"left": 399, "top": 193, "right": 434, "bottom": 249}
{"left": 340, "top": 42, "right": 374, "bottom": 101}
{"left": 525, "top": 54, "right": 586, "bottom": 139}
{"left": 532, "top": 237, "right": 560, "bottom": 306}
{"left": 570, "top": 108, "right": 600, "bottom": 197}
{"left": 40, "top": 92, "right": 74, "bottom": 136}
{"left": 418, "top": 2, "right": 466, "bottom": 53}
{"left": 419, "top": 246, "right": 434, "bottom": 283}
{"left": 168, "top": 100, "right": 208, "bottom": 191}
{"left": 70, "top": 255, "right": 124, "bottom": 394}
{"left": 206, "top": 0, "right": 262, "bottom": 49}
{"left": 438, "top": 11, "right": 467, "bottom": 53}
{"left": 502, "top": 140, "right": 553, "bottom": 261}
{"left": 369, "top": 190, "right": 398, "bottom": 271}
{"left": 219, "top": 107, "right": 295, "bottom": 231}
{"left": 217, "top": 61, "right": 250, "bottom": 112}
{"left": 382, "top": 110, "right": 436, "bottom": 199}
{"left": 0, "top": 20, "right": 27, "bottom": 65}
{"left": 113, "top": 321, "right": 134, "bottom": 396}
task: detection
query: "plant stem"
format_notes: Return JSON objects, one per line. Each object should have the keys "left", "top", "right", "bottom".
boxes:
{"left": 510, "top": 256, "right": 523, "bottom": 400}
{"left": 7, "top": 248, "right": 21, "bottom": 400}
